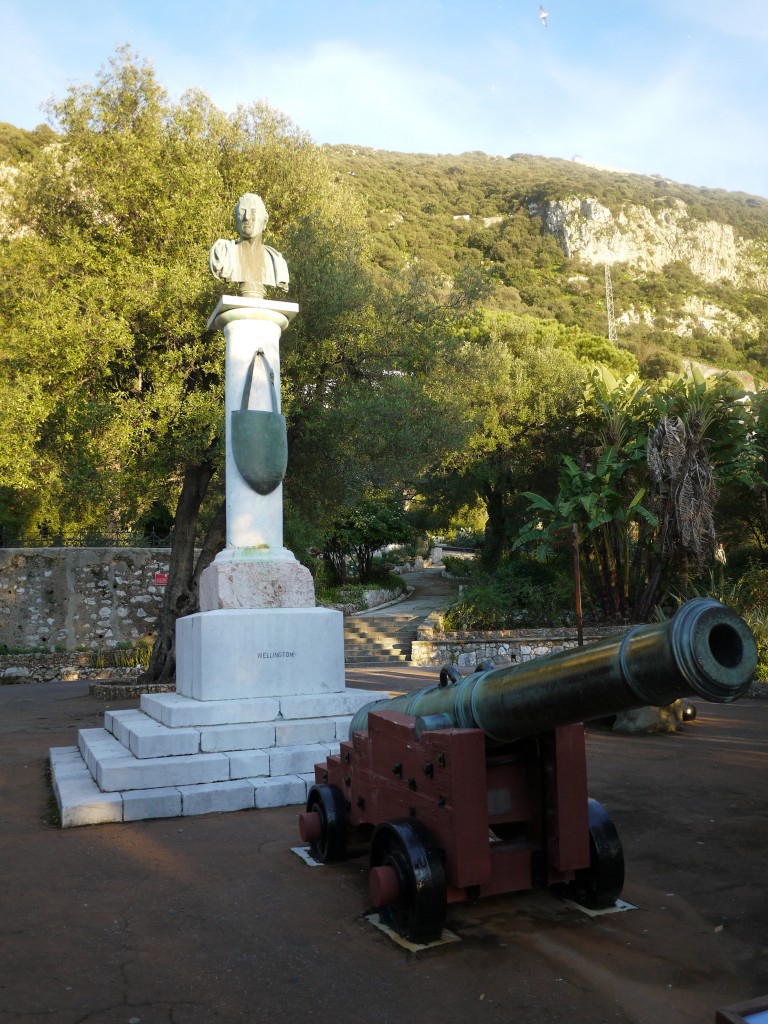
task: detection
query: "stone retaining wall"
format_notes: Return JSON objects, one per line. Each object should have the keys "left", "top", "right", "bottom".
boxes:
{"left": 324, "top": 587, "right": 406, "bottom": 615}
{"left": 0, "top": 548, "right": 171, "bottom": 651}
{"left": 0, "top": 652, "right": 145, "bottom": 683}
{"left": 411, "top": 615, "right": 629, "bottom": 668}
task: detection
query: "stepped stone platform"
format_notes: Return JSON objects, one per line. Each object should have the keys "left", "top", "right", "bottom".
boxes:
{"left": 51, "top": 687, "right": 376, "bottom": 827}
{"left": 50, "top": 605, "right": 380, "bottom": 827}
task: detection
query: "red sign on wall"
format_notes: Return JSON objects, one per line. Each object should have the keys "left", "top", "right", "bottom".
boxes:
{"left": 154, "top": 572, "right": 169, "bottom": 586}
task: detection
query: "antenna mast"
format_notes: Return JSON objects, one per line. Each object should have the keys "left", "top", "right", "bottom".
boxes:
{"left": 605, "top": 264, "right": 617, "bottom": 343}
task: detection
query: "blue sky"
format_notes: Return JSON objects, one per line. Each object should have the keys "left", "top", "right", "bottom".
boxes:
{"left": 2, "top": 0, "right": 767, "bottom": 197}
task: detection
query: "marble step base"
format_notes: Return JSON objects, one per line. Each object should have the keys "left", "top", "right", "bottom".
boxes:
{"left": 50, "top": 745, "right": 319, "bottom": 827}
{"left": 50, "top": 685, "right": 381, "bottom": 827}
{"left": 139, "top": 689, "right": 373, "bottom": 727}
{"left": 79, "top": 727, "right": 340, "bottom": 791}
{"left": 105, "top": 708, "right": 346, "bottom": 760}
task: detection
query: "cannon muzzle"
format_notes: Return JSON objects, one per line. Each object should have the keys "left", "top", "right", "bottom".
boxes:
{"left": 350, "top": 599, "right": 757, "bottom": 744}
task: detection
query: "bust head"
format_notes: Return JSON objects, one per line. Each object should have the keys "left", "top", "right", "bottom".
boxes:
{"left": 235, "top": 193, "right": 268, "bottom": 240}
{"left": 209, "top": 192, "right": 289, "bottom": 296}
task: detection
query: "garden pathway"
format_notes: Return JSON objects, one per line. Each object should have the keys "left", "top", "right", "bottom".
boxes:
{"left": 343, "top": 566, "right": 459, "bottom": 666}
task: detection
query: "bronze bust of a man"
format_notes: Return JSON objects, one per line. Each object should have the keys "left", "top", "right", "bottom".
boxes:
{"left": 209, "top": 193, "right": 289, "bottom": 299}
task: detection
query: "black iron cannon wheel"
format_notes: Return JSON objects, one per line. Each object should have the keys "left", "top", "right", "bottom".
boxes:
{"left": 304, "top": 784, "right": 348, "bottom": 863}
{"left": 560, "top": 798, "right": 625, "bottom": 909}
{"left": 369, "top": 819, "right": 447, "bottom": 943}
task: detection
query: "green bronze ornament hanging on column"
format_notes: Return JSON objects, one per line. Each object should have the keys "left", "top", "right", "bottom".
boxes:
{"left": 231, "top": 349, "right": 288, "bottom": 495}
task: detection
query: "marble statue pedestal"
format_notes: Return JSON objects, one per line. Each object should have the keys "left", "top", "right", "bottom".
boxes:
{"left": 50, "top": 297, "right": 380, "bottom": 827}
{"left": 49, "top": 598, "right": 376, "bottom": 826}
{"left": 199, "top": 556, "right": 315, "bottom": 611}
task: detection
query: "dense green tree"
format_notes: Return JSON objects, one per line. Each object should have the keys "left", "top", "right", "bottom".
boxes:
{"left": 323, "top": 494, "right": 415, "bottom": 584}
{"left": 516, "top": 366, "right": 752, "bottom": 621}
{"left": 717, "top": 389, "right": 768, "bottom": 553}
{"left": 0, "top": 52, "right": 362, "bottom": 673}
{"left": 429, "top": 333, "right": 585, "bottom": 567}
{"left": 0, "top": 49, "right": 486, "bottom": 679}
{"left": 415, "top": 309, "right": 636, "bottom": 568}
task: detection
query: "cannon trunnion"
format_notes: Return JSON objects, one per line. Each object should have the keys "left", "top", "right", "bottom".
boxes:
{"left": 299, "top": 599, "right": 756, "bottom": 943}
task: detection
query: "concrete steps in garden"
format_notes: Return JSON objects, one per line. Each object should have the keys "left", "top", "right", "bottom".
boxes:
{"left": 343, "top": 614, "right": 421, "bottom": 666}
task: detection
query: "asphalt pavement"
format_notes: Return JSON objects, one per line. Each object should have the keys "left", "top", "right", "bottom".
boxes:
{"left": 1, "top": 670, "right": 767, "bottom": 1024}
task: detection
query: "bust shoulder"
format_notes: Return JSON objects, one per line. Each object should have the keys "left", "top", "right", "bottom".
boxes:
{"left": 264, "top": 245, "right": 290, "bottom": 291}
{"left": 209, "top": 237, "right": 237, "bottom": 281}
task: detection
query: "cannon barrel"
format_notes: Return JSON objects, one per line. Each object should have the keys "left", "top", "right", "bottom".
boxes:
{"left": 349, "top": 599, "right": 757, "bottom": 744}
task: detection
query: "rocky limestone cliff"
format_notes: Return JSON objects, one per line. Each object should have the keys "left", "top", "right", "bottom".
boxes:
{"left": 532, "top": 196, "right": 767, "bottom": 290}
{"left": 617, "top": 297, "right": 759, "bottom": 342}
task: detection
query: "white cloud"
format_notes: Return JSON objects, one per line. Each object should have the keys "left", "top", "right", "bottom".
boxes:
{"left": 2, "top": 0, "right": 765, "bottom": 196}
{"left": 187, "top": 39, "right": 480, "bottom": 152}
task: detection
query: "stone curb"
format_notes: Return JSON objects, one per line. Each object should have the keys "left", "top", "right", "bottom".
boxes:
{"left": 349, "top": 586, "right": 415, "bottom": 618}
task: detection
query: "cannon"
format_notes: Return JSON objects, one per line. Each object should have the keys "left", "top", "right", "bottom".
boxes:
{"left": 299, "top": 599, "right": 757, "bottom": 942}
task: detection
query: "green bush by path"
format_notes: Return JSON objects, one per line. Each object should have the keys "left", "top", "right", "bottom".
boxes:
{"left": 316, "top": 572, "right": 407, "bottom": 612}
{"left": 443, "top": 558, "right": 573, "bottom": 630}
{"left": 442, "top": 555, "right": 481, "bottom": 579}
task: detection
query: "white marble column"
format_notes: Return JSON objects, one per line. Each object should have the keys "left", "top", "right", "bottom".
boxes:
{"left": 207, "top": 295, "right": 297, "bottom": 558}
{"left": 200, "top": 295, "right": 315, "bottom": 610}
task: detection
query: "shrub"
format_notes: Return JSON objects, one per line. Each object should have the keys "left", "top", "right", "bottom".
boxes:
{"left": 316, "top": 582, "right": 368, "bottom": 609}
{"left": 316, "top": 574, "right": 407, "bottom": 612}
{"left": 366, "top": 559, "right": 408, "bottom": 588}
{"left": 88, "top": 641, "right": 153, "bottom": 670}
{"left": 386, "top": 542, "right": 425, "bottom": 561}
{"left": 323, "top": 495, "right": 415, "bottom": 584}
{"left": 317, "top": 565, "right": 406, "bottom": 597}
{"left": 442, "top": 555, "right": 481, "bottom": 578}
{"left": 443, "top": 558, "right": 573, "bottom": 630}
{"left": 444, "top": 527, "right": 484, "bottom": 549}
{"left": 738, "top": 608, "right": 768, "bottom": 682}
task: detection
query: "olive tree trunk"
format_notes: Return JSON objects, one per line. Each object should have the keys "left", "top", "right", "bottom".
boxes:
{"left": 139, "top": 462, "right": 225, "bottom": 686}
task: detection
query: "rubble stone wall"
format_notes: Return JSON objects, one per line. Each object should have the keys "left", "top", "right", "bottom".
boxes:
{"left": 0, "top": 653, "right": 143, "bottom": 683}
{"left": 411, "top": 616, "right": 629, "bottom": 668}
{"left": 0, "top": 548, "right": 171, "bottom": 651}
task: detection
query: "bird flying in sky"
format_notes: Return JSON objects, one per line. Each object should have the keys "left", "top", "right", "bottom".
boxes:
{"left": 539, "top": 5, "right": 549, "bottom": 27}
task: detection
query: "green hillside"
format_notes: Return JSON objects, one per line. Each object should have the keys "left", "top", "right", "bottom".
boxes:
{"left": 323, "top": 146, "right": 768, "bottom": 380}
{"left": 3, "top": 121, "right": 766, "bottom": 379}
{"left": 0, "top": 122, "right": 57, "bottom": 165}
